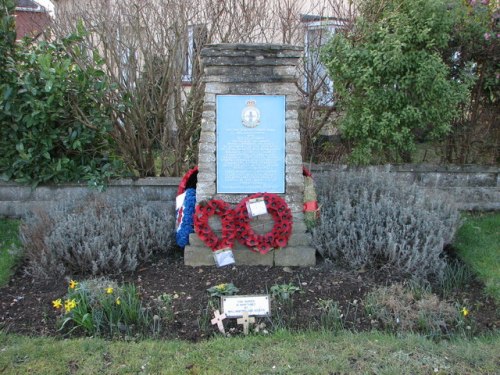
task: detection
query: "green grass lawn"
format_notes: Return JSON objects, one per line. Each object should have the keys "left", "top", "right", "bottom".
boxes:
{"left": 0, "top": 330, "right": 498, "bottom": 374}
{"left": 0, "top": 219, "right": 20, "bottom": 286}
{"left": 454, "top": 213, "right": 500, "bottom": 303}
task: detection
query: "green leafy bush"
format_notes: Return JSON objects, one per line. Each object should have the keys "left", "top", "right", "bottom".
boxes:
{"left": 0, "top": 27, "right": 125, "bottom": 187}
{"left": 322, "top": 0, "right": 469, "bottom": 164}
{"left": 21, "top": 195, "right": 173, "bottom": 278}
{"left": 312, "top": 170, "right": 461, "bottom": 281}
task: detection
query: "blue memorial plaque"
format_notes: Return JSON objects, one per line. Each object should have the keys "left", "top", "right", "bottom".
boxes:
{"left": 217, "top": 95, "right": 285, "bottom": 193}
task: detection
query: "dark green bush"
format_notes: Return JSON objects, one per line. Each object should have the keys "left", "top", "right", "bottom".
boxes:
{"left": 0, "top": 27, "right": 125, "bottom": 187}
{"left": 21, "top": 195, "right": 174, "bottom": 278}
{"left": 322, "top": 0, "right": 469, "bottom": 164}
{"left": 312, "top": 170, "right": 461, "bottom": 282}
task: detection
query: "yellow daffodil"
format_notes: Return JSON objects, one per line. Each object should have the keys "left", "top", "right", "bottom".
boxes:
{"left": 52, "top": 298, "right": 62, "bottom": 309}
{"left": 215, "top": 283, "right": 227, "bottom": 291}
{"left": 64, "top": 299, "right": 77, "bottom": 313}
{"left": 69, "top": 280, "right": 78, "bottom": 289}
{"left": 106, "top": 287, "right": 114, "bottom": 294}
{"left": 461, "top": 307, "right": 469, "bottom": 317}
{"left": 116, "top": 297, "right": 121, "bottom": 305}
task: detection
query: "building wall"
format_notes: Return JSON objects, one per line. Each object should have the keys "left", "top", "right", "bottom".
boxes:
{"left": 15, "top": 9, "right": 51, "bottom": 40}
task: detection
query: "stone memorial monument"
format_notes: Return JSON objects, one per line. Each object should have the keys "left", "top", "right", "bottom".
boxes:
{"left": 184, "top": 43, "right": 316, "bottom": 267}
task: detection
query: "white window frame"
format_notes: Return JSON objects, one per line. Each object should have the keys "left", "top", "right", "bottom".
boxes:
{"left": 304, "top": 19, "right": 344, "bottom": 106}
{"left": 182, "top": 25, "right": 195, "bottom": 83}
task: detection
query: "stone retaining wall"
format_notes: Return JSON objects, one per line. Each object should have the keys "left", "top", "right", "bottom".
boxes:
{"left": 310, "top": 164, "right": 499, "bottom": 211}
{"left": 0, "top": 165, "right": 498, "bottom": 218}
{"left": 0, "top": 178, "right": 180, "bottom": 218}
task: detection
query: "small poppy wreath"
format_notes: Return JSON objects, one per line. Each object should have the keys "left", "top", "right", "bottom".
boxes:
{"left": 234, "top": 193, "right": 293, "bottom": 254}
{"left": 194, "top": 199, "right": 236, "bottom": 252}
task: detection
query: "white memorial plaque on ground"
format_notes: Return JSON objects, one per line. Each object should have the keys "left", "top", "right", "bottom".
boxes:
{"left": 221, "top": 295, "right": 270, "bottom": 318}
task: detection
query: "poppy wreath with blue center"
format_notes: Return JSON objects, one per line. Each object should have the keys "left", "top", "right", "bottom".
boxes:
{"left": 234, "top": 193, "right": 293, "bottom": 254}
{"left": 194, "top": 199, "right": 235, "bottom": 251}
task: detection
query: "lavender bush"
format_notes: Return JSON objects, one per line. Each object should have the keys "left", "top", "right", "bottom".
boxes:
{"left": 21, "top": 195, "right": 173, "bottom": 278}
{"left": 312, "top": 169, "right": 461, "bottom": 281}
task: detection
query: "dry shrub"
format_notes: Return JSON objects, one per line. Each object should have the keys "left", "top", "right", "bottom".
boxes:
{"left": 365, "top": 283, "right": 461, "bottom": 338}
{"left": 21, "top": 195, "right": 173, "bottom": 278}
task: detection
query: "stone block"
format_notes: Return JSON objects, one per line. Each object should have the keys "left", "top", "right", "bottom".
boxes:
{"left": 233, "top": 248, "right": 274, "bottom": 266}
{"left": 286, "top": 164, "right": 303, "bottom": 176}
{"left": 184, "top": 243, "right": 274, "bottom": 267}
{"left": 184, "top": 245, "right": 215, "bottom": 266}
{"left": 285, "top": 110, "right": 298, "bottom": 120}
{"left": 201, "top": 120, "right": 216, "bottom": 132}
{"left": 286, "top": 142, "right": 302, "bottom": 154}
{"left": 198, "top": 152, "right": 216, "bottom": 162}
{"left": 199, "top": 143, "right": 216, "bottom": 154}
{"left": 188, "top": 233, "right": 203, "bottom": 247}
{"left": 287, "top": 232, "right": 312, "bottom": 247}
{"left": 286, "top": 172, "right": 304, "bottom": 186}
{"left": 199, "top": 132, "right": 216, "bottom": 143}
{"left": 274, "top": 246, "right": 316, "bottom": 267}
{"left": 198, "top": 161, "right": 215, "bottom": 173}
{"left": 197, "top": 171, "right": 216, "bottom": 182}
{"left": 291, "top": 220, "right": 308, "bottom": 234}
{"left": 285, "top": 131, "right": 301, "bottom": 142}
{"left": 285, "top": 119, "right": 300, "bottom": 131}
{"left": 286, "top": 153, "right": 303, "bottom": 166}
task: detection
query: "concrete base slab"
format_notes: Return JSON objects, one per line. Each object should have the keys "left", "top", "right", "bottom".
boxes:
{"left": 184, "top": 234, "right": 316, "bottom": 267}
{"left": 184, "top": 244, "right": 274, "bottom": 267}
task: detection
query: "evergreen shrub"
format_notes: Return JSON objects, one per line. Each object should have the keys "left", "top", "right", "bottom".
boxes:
{"left": 312, "top": 170, "right": 461, "bottom": 281}
{"left": 21, "top": 195, "right": 173, "bottom": 278}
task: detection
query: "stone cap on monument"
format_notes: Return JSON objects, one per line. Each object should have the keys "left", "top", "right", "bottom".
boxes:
{"left": 201, "top": 43, "right": 303, "bottom": 83}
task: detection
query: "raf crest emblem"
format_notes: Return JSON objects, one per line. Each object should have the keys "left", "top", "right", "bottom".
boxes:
{"left": 241, "top": 100, "right": 261, "bottom": 128}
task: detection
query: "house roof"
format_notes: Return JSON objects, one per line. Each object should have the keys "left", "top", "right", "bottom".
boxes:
{"left": 16, "top": 0, "right": 47, "bottom": 12}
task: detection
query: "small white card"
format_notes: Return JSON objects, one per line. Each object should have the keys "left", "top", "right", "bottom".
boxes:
{"left": 246, "top": 198, "right": 267, "bottom": 217}
{"left": 175, "top": 192, "right": 186, "bottom": 210}
{"left": 213, "top": 248, "right": 235, "bottom": 267}
{"left": 221, "top": 295, "right": 271, "bottom": 318}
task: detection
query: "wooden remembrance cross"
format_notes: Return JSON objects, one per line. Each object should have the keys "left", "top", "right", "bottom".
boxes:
{"left": 237, "top": 312, "right": 255, "bottom": 335}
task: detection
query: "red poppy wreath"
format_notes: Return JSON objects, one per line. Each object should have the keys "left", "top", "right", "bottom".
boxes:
{"left": 234, "top": 193, "right": 293, "bottom": 254}
{"left": 194, "top": 199, "right": 235, "bottom": 251}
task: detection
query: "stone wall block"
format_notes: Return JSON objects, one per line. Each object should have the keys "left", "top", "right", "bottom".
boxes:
{"left": 201, "top": 119, "right": 216, "bottom": 132}
{"left": 199, "top": 143, "right": 216, "bottom": 154}
{"left": 204, "top": 93, "right": 216, "bottom": 104}
{"left": 286, "top": 154, "right": 303, "bottom": 165}
{"left": 285, "top": 119, "right": 300, "bottom": 131}
{"left": 199, "top": 132, "right": 216, "bottom": 144}
{"left": 197, "top": 171, "right": 216, "bottom": 183}
{"left": 198, "top": 152, "right": 216, "bottom": 162}
{"left": 285, "top": 110, "right": 299, "bottom": 120}
{"left": 286, "top": 141, "right": 302, "bottom": 155}
{"left": 286, "top": 130, "right": 301, "bottom": 142}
